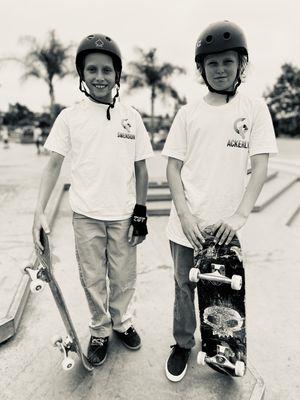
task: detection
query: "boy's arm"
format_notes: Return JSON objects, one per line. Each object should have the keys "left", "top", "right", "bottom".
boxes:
{"left": 128, "top": 159, "right": 148, "bottom": 246}
{"left": 214, "top": 153, "right": 269, "bottom": 245}
{"left": 167, "top": 157, "right": 205, "bottom": 249}
{"left": 135, "top": 159, "right": 148, "bottom": 205}
{"left": 33, "top": 151, "right": 64, "bottom": 250}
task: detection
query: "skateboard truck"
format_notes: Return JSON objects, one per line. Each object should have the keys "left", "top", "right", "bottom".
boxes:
{"left": 189, "top": 263, "right": 242, "bottom": 291}
{"left": 24, "top": 264, "right": 47, "bottom": 293}
{"left": 197, "top": 345, "right": 245, "bottom": 377}
{"left": 51, "top": 335, "right": 76, "bottom": 371}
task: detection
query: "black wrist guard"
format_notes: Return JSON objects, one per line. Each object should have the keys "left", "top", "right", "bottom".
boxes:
{"left": 131, "top": 204, "right": 148, "bottom": 236}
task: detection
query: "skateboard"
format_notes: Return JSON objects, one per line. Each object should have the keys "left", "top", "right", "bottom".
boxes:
{"left": 189, "top": 227, "right": 246, "bottom": 377}
{"left": 25, "top": 228, "right": 93, "bottom": 372}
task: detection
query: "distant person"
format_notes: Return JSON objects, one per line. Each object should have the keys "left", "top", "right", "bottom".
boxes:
{"left": 33, "top": 124, "right": 43, "bottom": 154}
{"left": 162, "top": 21, "right": 278, "bottom": 382}
{"left": 32, "top": 34, "right": 153, "bottom": 366}
{"left": 1, "top": 124, "right": 9, "bottom": 149}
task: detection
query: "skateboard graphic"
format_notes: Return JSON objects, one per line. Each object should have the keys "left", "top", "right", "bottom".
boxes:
{"left": 189, "top": 228, "right": 246, "bottom": 377}
{"left": 25, "top": 228, "right": 93, "bottom": 372}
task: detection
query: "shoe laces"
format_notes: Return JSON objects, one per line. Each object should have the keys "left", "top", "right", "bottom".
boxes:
{"left": 124, "top": 326, "right": 136, "bottom": 336}
{"left": 91, "top": 337, "right": 106, "bottom": 346}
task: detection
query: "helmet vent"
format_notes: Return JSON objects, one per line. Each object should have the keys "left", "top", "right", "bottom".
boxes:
{"left": 87, "top": 35, "right": 95, "bottom": 40}
{"left": 106, "top": 36, "right": 112, "bottom": 41}
{"left": 223, "top": 32, "right": 231, "bottom": 40}
{"left": 206, "top": 35, "right": 213, "bottom": 43}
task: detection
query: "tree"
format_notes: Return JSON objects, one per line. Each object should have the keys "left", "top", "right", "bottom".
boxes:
{"left": 4, "top": 103, "right": 35, "bottom": 127}
{"left": 123, "top": 48, "right": 185, "bottom": 136}
{"left": 264, "top": 63, "right": 300, "bottom": 136}
{"left": 5, "top": 30, "right": 73, "bottom": 122}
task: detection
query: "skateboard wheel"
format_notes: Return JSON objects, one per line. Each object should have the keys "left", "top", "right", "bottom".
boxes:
{"left": 51, "top": 335, "right": 63, "bottom": 347}
{"left": 231, "top": 275, "right": 242, "bottom": 291}
{"left": 189, "top": 268, "right": 200, "bottom": 283}
{"left": 30, "top": 279, "right": 45, "bottom": 293}
{"left": 235, "top": 360, "right": 245, "bottom": 376}
{"left": 197, "top": 351, "right": 207, "bottom": 366}
{"left": 62, "top": 357, "right": 75, "bottom": 371}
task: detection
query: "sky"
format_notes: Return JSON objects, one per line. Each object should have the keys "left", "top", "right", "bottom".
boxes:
{"left": 0, "top": 0, "right": 299, "bottom": 116}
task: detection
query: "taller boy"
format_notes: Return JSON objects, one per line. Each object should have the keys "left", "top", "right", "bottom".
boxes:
{"left": 32, "top": 34, "right": 153, "bottom": 366}
{"left": 162, "top": 21, "right": 278, "bottom": 381}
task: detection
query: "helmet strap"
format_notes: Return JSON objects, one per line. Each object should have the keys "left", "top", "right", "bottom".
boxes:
{"left": 107, "top": 86, "right": 120, "bottom": 120}
{"left": 79, "top": 79, "right": 120, "bottom": 120}
{"left": 201, "top": 67, "right": 242, "bottom": 103}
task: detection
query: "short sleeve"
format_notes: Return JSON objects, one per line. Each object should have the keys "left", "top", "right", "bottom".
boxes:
{"left": 134, "top": 112, "right": 154, "bottom": 161}
{"left": 249, "top": 100, "right": 278, "bottom": 157}
{"left": 44, "top": 110, "right": 71, "bottom": 156}
{"left": 161, "top": 108, "right": 187, "bottom": 161}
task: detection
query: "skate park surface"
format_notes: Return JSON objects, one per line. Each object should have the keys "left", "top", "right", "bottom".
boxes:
{"left": 0, "top": 139, "right": 300, "bottom": 400}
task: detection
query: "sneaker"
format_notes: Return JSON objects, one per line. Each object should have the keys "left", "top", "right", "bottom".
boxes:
{"left": 115, "top": 326, "right": 141, "bottom": 350}
{"left": 87, "top": 336, "right": 109, "bottom": 366}
{"left": 165, "top": 344, "right": 191, "bottom": 382}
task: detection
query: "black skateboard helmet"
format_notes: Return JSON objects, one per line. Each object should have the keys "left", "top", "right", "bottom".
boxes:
{"left": 194, "top": 21, "right": 248, "bottom": 101}
{"left": 76, "top": 33, "right": 122, "bottom": 85}
{"left": 75, "top": 34, "right": 122, "bottom": 119}
{"left": 195, "top": 20, "right": 248, "bottom": 63}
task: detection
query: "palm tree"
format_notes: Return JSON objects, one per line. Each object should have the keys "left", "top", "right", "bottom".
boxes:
{"left": 6, "top": 30, "right": 73, "bottom": 122}
{"left": 123, "top": 48, "right": 186, "bottom": 135}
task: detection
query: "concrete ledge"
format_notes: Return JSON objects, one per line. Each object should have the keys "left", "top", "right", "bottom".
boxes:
{"left": 248, "top": 361, "right": 266, "bottom": 400}
{"left": 148, "top": 208, "right": 170, "bottom": 216}
{"left": 147, "top": 192, "right": 171, "bottom": 202}
{"left": 253, "top": 176, "right": 298, "bottom": 212}
{"left": 286, "top": 203, "right": 300, "bottom": 226}
{"left": 0, "top": 181, "right": 67, "bottom": 344}
{"left": 149, "top": 181, "right": 168, "bottom": 188}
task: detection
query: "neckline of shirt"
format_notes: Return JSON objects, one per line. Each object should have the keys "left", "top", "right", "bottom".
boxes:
{"left": 201, "top": 92, "right": 240, "bottom": 109}
{"left": 84, "top": 97, "right": 119, "bottom": 110}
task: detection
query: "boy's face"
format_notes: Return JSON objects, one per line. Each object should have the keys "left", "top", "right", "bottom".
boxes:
{"left": 83, "top": 52, "right": 116, "bottom": 103}
{"left": 203, "top": 50, "right": 239, "bottom": 92}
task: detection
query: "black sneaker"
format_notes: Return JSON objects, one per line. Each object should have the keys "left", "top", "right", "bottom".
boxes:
{"left": 165, "top": 344, "right": 191, "bottom": 382}
{"left": 115, "top": 326, "right": 141, "bottom": 350}
{"left": 87, "top": 336, "right": 109, "bottom": 366}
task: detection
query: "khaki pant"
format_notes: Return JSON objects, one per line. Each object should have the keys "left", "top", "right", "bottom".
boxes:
{"left": 72, "top": 212, "right": 137, "bottom": 338}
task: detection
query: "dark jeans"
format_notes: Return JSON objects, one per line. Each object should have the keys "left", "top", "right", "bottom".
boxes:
{"left": 170, "top": 241, "right": 197, "bottom": 349}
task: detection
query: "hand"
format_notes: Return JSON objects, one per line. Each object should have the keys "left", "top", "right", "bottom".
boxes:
{"left": 127, "top": 225, "right": 146, "bottom": 247}
{"left": 212, "top": 213, "right": 247, "bottom": 246}
{"left": 32, "top": 212, "right": 50, "bottom": 253}
{"left": 180, "top": 212, "right": 205, "bottom": 250}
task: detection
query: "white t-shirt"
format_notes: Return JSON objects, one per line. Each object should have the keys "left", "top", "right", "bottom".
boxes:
{"left": 162, "top": 92, "right": 278, "bottom": 248}
{"left": 44, "top": 99, "right": 153, "bottom": 220}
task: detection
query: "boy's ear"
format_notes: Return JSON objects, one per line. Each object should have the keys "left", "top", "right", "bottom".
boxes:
{"left": 196, "top": 62, "right": 203, "bottom": 73}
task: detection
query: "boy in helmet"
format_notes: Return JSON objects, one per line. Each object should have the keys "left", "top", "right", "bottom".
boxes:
{"left": 32, "top": 34, "right": 153, "bottom": 366}
{"left": 162, "top": 21, "right": 277, "bottom": 381}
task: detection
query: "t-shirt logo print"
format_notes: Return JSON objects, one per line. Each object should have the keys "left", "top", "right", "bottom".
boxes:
{"left": 226, "top": 117, "right": 250, "bottom": 149}
{"left": 117, "top": 119, "right": 135, "bottom": 140}
{"left": 234, "top": 118, "right": 249, "bottom": 139}
{"left": 121, "top": 119, "right": 132, "bottom": 133}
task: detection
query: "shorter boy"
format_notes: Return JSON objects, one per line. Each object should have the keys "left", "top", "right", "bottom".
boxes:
{"left": 33, "top": 34, "right": 153, "bottom": 366}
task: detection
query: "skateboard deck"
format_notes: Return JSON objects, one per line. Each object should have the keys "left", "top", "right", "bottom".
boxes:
{"left": 190, "top": 228, "right": 246, "bottom": 377}
{"left": 25, "top": 228, "right": 93, "bottom": 372}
